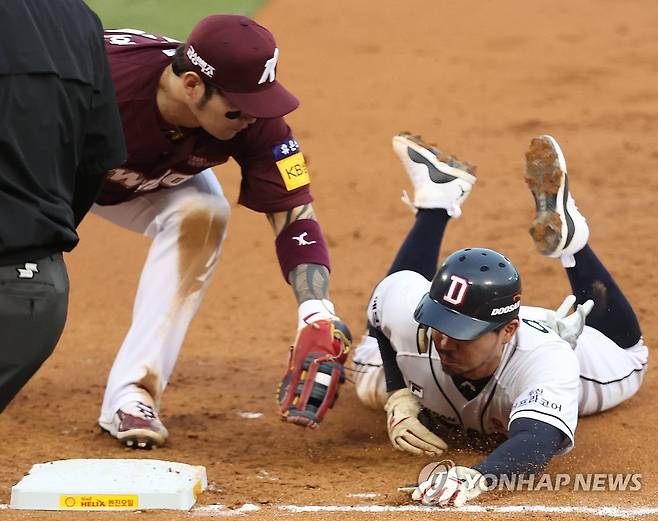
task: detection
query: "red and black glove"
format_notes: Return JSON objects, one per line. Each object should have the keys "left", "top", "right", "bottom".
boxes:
{"left": 277, "top": 318, "right": 351, "bottom": 428}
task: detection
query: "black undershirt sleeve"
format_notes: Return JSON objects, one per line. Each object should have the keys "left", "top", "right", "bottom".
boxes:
{"left": 369, "top": 324, "right": 406, "bottom": 392}
{"left": 474, "top": 417, "right": 567, "bottom": 478}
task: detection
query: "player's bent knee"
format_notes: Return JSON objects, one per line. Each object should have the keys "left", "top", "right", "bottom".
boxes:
{"left": 171, "top": 196, "right": 230, "bottom": 302}
{"left": 178, "top": 195, "right": 230, "bottom": 240}
{"left": 178, "top": 198, "right": 229, "bottom": 257}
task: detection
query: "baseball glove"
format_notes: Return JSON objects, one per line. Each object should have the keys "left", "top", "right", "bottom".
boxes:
{"left": 277, "top": 318, "right": 352, "bottom": 428}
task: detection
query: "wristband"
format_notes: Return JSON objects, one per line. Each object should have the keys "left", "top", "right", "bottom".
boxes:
{"left": 275, "top": 218, "right": 331, "bottom": 281}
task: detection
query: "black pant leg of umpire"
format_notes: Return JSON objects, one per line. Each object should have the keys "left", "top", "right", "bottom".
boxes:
{"left": 0, "top": 254, "right": 69, "bottom": 412}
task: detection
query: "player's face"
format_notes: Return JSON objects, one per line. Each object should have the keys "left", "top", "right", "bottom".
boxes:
{"left": 192, "top": 88, "right": 257, "bottom": 140}
{"left": 181, "top": 73, "right": 257, "bottom": 140}
{"left": 431, "top": 320, "right": 518, "bottom": 380}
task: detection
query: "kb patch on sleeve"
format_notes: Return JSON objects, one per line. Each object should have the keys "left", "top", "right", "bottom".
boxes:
{"left": 272, "top": 138, "right": 310, "bottom": 191}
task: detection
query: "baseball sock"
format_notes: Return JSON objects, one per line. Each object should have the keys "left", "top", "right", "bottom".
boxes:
{"left": 387, "top": 209, "right": 450, "bottom": 280}
{"left": 567, "top": 245, "right": 641, "bottom": 348}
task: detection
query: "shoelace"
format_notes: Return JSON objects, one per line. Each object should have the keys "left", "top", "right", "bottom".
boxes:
{"left": 130, "top": 401, "right": 157, "bottom": 420}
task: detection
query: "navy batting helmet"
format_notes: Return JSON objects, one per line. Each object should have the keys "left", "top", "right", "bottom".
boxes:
{"left": 414, "top": 248, "right": 522, "bottom": 340}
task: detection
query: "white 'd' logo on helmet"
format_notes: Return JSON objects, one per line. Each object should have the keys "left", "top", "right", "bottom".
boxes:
{"left": 258, "top": 47, "right": 279, "bottom": 84}
{"left": 443, "top": 275, "right": 469, "bottom": 305}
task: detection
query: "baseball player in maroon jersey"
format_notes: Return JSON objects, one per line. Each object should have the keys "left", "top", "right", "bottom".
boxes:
{"left": 95, "top": 15, "right": 350, "bottom": 448}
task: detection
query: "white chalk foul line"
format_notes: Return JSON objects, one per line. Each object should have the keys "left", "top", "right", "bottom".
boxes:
{"left": 192, "top": 504, "right": 658, "bottom": 518}
{"left": 2, "top": 503, "right": 657, "bottom": 517}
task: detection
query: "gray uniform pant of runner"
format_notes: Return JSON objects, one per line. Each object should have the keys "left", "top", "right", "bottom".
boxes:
{"left": 0, "top": 254, "right": 69, "bottom": 412}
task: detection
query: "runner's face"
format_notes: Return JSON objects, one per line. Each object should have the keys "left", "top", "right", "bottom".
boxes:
{"left": 430, "top": 320, "right": 518, "bottom": 379}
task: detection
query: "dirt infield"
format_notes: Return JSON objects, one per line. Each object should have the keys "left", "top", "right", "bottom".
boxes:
{"left": 1, "top": 0, "right": 657, "bottom": 519}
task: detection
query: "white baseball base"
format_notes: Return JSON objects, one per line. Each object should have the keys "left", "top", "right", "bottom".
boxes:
{"left": 10, "top": 459, "right": 207, "bottom": 511}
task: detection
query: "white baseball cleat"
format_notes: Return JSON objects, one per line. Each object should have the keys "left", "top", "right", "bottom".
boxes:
{"left": 392, "top": 132, "right": 476, "bottom": 218}
{"left": 99, "top": 400, "right": 168, "bottom": 449}
{"left": 524, "top": 135, "right": 589, "bottom": 267}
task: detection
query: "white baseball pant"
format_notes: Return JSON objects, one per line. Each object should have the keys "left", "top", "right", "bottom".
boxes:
{"left": 92, "top": 169, "right": 229, "bottom": 425}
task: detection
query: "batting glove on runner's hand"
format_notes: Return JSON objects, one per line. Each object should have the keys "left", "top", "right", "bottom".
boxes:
{"left": 545, "top": 295, "right": 594, "bottom": 348}
{"left": 412, "top": 465, "right": 487, "bottom": 507}
{"left": 278, "top": 314, "right": 351, "bottom": 428}
{"left": 385, "top": 389, "right": 448, "bottom": 456}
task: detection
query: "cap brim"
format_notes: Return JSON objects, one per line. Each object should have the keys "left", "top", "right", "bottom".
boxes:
{"left": 222, "top": 81, "right": 299, "bottom": 119}
{"left": 413, "top": 293, "right": 500, "bottom": 341}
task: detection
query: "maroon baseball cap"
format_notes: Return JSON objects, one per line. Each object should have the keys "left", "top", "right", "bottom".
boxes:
{"left": 183, "top": 14, "right": 299, "bottom": 118}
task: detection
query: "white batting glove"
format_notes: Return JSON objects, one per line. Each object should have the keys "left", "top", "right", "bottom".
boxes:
{"left": 412, "top": 465, "right": 487, "bottom": 507}
{"left": 545, "top": 295, "right": 595, "bottom": 348}
{"left": 384, "top": 389, "right": 447, "bottom": 456}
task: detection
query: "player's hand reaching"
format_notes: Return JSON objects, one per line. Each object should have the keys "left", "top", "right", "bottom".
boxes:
{"left": 546, "top": 295, "right": 594, "bottom": 348}
{"left": 412, "top": 465, "right": 487, "bottom": 507}
{"left": 277, "top": 314, "right": 351, "bottom": 428}
{"left": 385, "top": 389, "right": 448, "bottom": 456}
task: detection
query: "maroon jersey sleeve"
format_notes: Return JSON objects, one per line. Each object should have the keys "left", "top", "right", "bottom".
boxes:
{"left": 232, "top": 118, "right": 313, "bottom": 213}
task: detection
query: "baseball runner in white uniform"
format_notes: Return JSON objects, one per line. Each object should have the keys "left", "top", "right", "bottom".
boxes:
{"left": 352, "top": 133, "right": 649, "bottom": 507}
